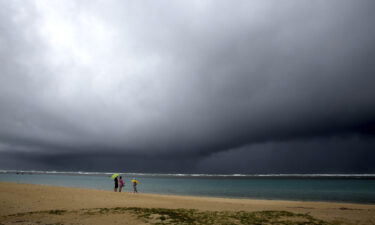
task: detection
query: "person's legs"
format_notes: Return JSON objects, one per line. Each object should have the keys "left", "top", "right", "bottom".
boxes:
{"left": 119, "top": 186, "right": 122, "bottom": 192}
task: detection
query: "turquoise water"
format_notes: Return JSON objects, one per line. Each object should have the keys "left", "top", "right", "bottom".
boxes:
{"left": 1, "top": 173, "right": 375, "bottom": 204}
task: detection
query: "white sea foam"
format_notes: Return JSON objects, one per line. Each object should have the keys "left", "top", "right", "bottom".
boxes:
{"left": 1, "top": 170, "right": 374, "bottom": 178}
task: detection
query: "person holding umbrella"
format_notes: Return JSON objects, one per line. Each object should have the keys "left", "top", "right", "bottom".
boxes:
{"left": 131, "top": 178, "right": 139, "bottom": 193}
{"left": 111, "top": 173, "right": 119, "bottom": 192}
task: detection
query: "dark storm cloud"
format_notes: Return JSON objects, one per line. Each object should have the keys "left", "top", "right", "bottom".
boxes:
{"left": 1, "top": 137, "right": 375, "bottom": 173}
{"left": 194, "top": 137, "right": 375, "bottom": 174}
{"left": 0, "top": 0, "right": 375, "bottom": 172}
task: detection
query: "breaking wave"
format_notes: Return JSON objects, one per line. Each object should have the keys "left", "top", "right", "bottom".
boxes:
{"left": 1, "top": 170, "right": 374, "bottom": 178}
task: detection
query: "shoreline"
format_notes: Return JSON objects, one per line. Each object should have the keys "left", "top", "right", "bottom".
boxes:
{"left": 3, "top": 180, "right": 374, "bottom": 205}
{"left": 1, "top": 182, "right": 375, "bottom": 224}
{"left": 6, "top": 181, "right": 373, "bottom": 205}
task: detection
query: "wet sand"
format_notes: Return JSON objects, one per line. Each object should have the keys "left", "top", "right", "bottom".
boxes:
{"left": 1, "top": 182, "right": 374, "bottom": 224}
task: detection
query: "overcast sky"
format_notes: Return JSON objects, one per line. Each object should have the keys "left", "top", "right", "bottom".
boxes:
{"left": 1, "top": 0, "right": 375, "bottom": 173}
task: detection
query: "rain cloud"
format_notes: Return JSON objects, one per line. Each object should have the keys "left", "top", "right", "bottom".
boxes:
{"left": 0, "top": 0, "right": 375, "bottom": 172}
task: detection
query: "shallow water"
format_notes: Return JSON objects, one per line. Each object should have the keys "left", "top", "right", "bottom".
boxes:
{"left": 1, "top": 172, "right": 375, "bottom": 204}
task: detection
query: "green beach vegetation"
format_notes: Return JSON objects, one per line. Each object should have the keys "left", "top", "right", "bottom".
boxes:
{"left": 1, "top": 207, "right": 351, "bottom": 225}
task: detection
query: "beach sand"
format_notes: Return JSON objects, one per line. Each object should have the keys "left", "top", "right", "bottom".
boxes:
{"left": 1, "top": 182, "right": 374, "bottom": 225}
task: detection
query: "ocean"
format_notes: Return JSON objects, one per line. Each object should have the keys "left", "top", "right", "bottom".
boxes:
{"left": 1, "top": 171, "right": 375, "bottom": 204}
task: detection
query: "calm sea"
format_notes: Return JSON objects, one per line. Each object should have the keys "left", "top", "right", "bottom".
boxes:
{"left": 1, "top": 171, "right": 375, "bottom": 204}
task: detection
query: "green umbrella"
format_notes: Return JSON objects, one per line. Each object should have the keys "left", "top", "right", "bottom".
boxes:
{"left": 111, "top": 173, "right": 119, "bottom": 179}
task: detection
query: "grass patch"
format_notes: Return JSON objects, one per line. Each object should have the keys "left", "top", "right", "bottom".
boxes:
{"left": 2, "top": 207, "right": 345, "bottom": 225}
{"left": 81, "top": 207, "right": 333, "bottom": 225}
{"left": 48, "top": 209, "right": 67, "bottom": 215}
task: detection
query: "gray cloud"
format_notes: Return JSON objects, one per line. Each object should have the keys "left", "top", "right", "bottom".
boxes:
{"left": 0, "top": 0, "right": 375, "bottom": 172}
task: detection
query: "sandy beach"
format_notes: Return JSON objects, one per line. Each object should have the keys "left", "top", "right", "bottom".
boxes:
{"left": 1, "top": 182, "right": 375, "bottom": 224}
